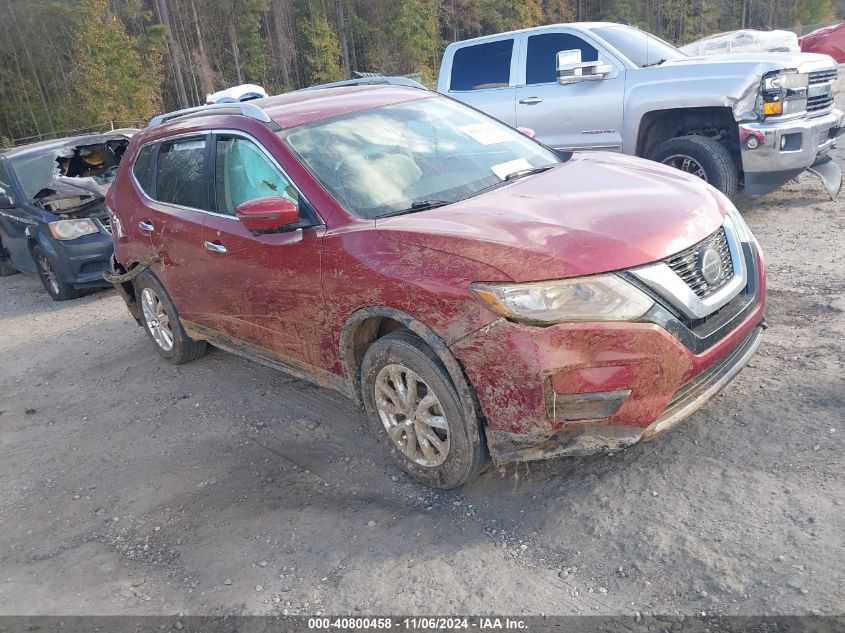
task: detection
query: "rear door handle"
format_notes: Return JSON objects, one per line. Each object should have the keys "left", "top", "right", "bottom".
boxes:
{"left": 138, "top": 220, "right": 154, "bottom": 233}
{"left": 204, "top": 240, "right": 227, "bottom": 254}
{"left": 519, "top": 96, "right": 544, "bottom": 105}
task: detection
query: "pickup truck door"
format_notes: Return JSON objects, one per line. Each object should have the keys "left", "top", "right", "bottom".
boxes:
{"left": 514, "top": 30, "right": 625, "bottom": 152}
{"left": 442, "top": 34, "right": 520, "bottom": 126}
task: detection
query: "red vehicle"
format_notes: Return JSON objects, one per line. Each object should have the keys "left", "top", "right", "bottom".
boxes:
{"left": 106, "top": 86, "right": 766, "bottom": 488}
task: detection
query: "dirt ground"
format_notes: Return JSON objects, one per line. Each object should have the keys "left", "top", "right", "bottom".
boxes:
{"left": 1, "top": 153, "right": 844, "bottom": 619}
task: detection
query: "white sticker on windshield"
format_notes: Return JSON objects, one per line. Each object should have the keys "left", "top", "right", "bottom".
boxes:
{"left": 459, "top": 123, "right": 514, "bottom": 146}
{"left": 491, "top": 158, "right": 533, "bottom": 180}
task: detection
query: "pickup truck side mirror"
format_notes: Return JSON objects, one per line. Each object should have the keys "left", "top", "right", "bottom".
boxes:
{"left": 0, "top": 186, "right": 14, "bottom": 208}
{"left": 556, "top": 49, "right": 614, "bottom": 85}
{"left": 236, "top": 196, "right": 300, "bottom": 233}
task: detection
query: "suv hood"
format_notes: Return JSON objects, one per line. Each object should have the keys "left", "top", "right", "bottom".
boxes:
{"left": 376, "top": 153, "right": 728, "bottom": 283}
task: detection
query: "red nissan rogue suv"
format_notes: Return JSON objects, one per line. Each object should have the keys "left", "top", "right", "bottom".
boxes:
{"left": 106, "top": 86, "right": 766, "bottom": 488}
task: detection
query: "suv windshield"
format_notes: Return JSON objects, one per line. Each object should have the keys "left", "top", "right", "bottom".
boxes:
{"left": 281, "top": 96, "right": 561, "bottom": 219}
{"left": 591, "top": 25, "right": 686, "bottom": 68}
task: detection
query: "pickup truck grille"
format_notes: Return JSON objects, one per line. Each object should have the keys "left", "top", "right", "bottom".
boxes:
{"left": 664, "top": 228, "right": 734, "bottom": 299}
{"left": 809, "top": 69, "right": 837, "bottom": 84}
{"left": 807, "top": 93, "right": 835, "bottom": 113}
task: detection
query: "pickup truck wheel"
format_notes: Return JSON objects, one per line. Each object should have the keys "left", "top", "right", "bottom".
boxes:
{"left": 32, "top": 244, "right": 81, "bottom": 301}
{"left": 135, "top": 271, "right": 207, "bottom": 364}
{"left": 648, "top": 135, "right": 738, "bottom": 198}
{"left": 361, "top": 331, "right": 488, "bottom": 489}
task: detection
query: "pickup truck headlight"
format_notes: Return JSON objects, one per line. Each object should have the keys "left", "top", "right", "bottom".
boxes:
{"left": 471, "top": 275, "right": 654, "bottom": 325}
{"left": 48, "top": 218, "right": 100, "bottom": 240}
{"left": 760, "top": 70, "right": 808, "bottom": 117}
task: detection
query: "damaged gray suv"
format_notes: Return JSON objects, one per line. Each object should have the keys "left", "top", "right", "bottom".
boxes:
{"left": 0, "top": 130, "right": 135, "bottom": 299}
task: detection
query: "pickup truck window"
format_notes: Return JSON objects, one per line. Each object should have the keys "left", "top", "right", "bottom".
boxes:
{"left": 526, "top": 33, "right": 599, "bottom": 85}
{"left": 590, "top": 25, "right": 685, "bottom": 67}
{"left": 450, "top": 39, "right": 513, "bottom": 90}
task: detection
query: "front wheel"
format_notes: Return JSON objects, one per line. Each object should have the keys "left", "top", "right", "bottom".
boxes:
{"left": 361, "top": 331, "right": 488, "bottom": 488}
{"left": 135, "top": 272, "right": 207, "bottom": 364}
{"left": 32, "top": 244, "right": 81, "bottom": 301}
{"left": 648, "top": 135, "right": 738, "bottom": 198}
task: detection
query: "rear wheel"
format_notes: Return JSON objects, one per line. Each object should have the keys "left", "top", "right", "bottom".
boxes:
{"left": 648, "top": 135, "right": 738, "bottom": 198}
{"left": 361, "top": 331, "right": 488, "bottom": 488}
{"left": 135, "top": 272, "right": 207, "bottom": 364}
{"left": 32, "top": 244, "right": 80, "bottom": 301}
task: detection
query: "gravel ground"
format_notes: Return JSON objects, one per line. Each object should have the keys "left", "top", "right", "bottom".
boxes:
{"left": 0, "top": 149, "right": 843, "bottom": 618}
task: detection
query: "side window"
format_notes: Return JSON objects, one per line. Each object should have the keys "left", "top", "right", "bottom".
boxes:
{"left": 156, "top": 136, "right": 209, "bottom": 210}
{"left": 450, "top": 39, "right": 513, "bottom": 91}
{"left": 131, "top": 145, "right": 155, "bottom": 196}
{"left": 214, "top": 136, "right": 299, "bottom": 216}
{"left": 526, "top": 33, "right": 599, "bottom": 85}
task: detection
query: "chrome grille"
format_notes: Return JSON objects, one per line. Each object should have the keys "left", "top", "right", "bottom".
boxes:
{"left": 809, "top": 69, "right": 837, "bottom": 84}
{"left": 664, "top": 228, "right": 734, "bottom": 299}
{"left": 807, "top": 93, "right": 835, "bottom": 112}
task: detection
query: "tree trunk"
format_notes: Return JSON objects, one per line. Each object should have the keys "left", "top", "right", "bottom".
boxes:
{"left": 227, "top": 10, "right": 244, "bottom": 84}
{"left": 156, "top": 0, "right": 190, "bottom": 108}
{"left": 336, "top": 0, "right": 351, "bottom": 77}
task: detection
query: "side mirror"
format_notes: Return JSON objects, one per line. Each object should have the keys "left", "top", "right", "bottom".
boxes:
{"left": 0, "top": 186, "right": 13, "bottom": 208}
{"left": 236, "top": 196, "right": 299, "bottom": 233}
{"left": 516, "top": 127, "right": 536, "bottom": 139}
{"left": 556, "top": 49, "right": 614, "bottom": 85}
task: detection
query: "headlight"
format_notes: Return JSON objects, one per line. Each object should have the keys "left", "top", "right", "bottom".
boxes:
{"left": 724, "top": 204, "right": 754, "bottom": 243}
{"left": 49, "top": 218, "right": 99, "bottom": 240}
{"left": 760, "top": 70, "right": 808, "bottom": 117}
{"left": 471, "top": 275, "right": 654, "bottom": 325}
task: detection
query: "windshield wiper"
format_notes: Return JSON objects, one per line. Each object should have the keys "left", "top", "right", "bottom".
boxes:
{"left": 378, "top": 199, "right": 452, "bottom": 218}
{"left": 642, "top": 58, "right": 666, "bottom": 67}
{"left": 504, "top": 165, "right": 554, "bottom": 181}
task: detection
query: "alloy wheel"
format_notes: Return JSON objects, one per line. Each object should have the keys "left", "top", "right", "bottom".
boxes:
{"left": 661, "top": 154, "right": 708, "bottom": 181}
{"left": 37, "top": 253, "right": 60, "bottom": 296}
{"left": 140, "top": 287, "right": 174, "bottom": 351}
{"left": 374, "top": 363, "right": 450, "bottom": 467}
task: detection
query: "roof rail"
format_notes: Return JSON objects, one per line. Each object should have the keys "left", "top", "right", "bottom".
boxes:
{"left": 147, "top": 102, "right": 272, "bottom": 128}
{"left": 297, "top": 76, "right": 428, "bottom": 92}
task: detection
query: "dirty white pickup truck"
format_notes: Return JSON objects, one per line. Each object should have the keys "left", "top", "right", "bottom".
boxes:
{"left": 437, "top": 22, "right": 844, "bottom": 198}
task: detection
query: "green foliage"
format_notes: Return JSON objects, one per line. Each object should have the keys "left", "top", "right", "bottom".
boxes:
{"left": 73, "top": 0, "right": 162, "bottom": 126}
{"left": 2, "top": 0, "right": 845, "bottom": 143}
{"left": 301, "top": 14, "right": 345, "bottom": 85}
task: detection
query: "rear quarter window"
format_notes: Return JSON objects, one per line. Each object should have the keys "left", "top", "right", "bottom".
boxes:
{"left": 450, "top": 39, "right": 513, "bottom": 91}
{"left": 131, "top": 144, "right": 155, "bottom": 196}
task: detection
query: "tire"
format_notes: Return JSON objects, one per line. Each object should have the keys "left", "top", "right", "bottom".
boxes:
{"left": 647, "top": 135, "right": 738, "bottom": 198}
{"left": 361, "top": 331, "right": 488, "bottom": 488}
{"left": 0, "top": 260, "right": 18, "bottom": 277}
{"left": 135, "top": 271, "right": 207, "bottom": 365}
{"left": 32, "top": 244, "right": 81, "bottom": 301}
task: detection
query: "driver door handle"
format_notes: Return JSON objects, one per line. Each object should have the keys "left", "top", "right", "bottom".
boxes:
{"left": 519, "top": 96, "right": 544, "bottom": 105}
{"left": 138, "top": 220, "right": 155, "bottom": 233}
{"left": 204, "top": 240, "right": 228, "bottom": 254}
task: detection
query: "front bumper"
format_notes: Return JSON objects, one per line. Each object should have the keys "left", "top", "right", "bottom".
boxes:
{"left": 48, "top": 229, "right": 114, "bottom": 288}
{"left": 450, "top": 247, "right": 766, "bottom": 464}
{"left": 739, "top": 108, "right": 845, "bottom": 196}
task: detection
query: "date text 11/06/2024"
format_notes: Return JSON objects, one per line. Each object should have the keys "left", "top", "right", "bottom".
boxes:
{"left": 307, "top": 618, "right": 528, "bottom": 630}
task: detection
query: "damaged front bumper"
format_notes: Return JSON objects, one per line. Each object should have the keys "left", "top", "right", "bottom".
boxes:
{"left": 484, "top": 325, "right": 765, "bottom": 463}
{"left": 739, "top": 108, "right": 845, "bottom": 198}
